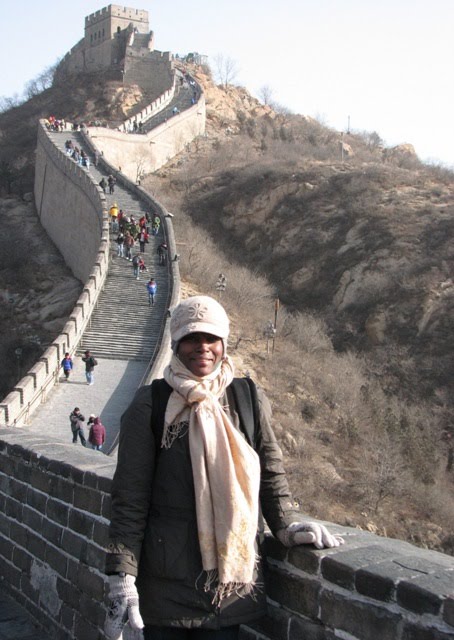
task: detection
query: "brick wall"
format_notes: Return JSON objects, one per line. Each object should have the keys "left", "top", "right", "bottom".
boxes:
{"left": 0, "top": 431, "right": 115, "bottom": 639}
{"left": 1, "top": 429, "right": 453, "bottom": 640}
{"left": 34, "top": 124, "right": 107, "bottom": 282}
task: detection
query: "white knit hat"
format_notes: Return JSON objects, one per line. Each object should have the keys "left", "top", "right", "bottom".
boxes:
{"left": 170, "top": 296, "right": 229, "bottom": 353}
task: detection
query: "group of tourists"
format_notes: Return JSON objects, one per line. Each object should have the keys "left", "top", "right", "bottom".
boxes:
{"left": 65, "top": 139, "right": 91, "bottom": 168}
{"left": 111, "top": 208, "right": 167, "bottom": 304}
{"left": 69, "top": 407, "right": 106, "bottom": 450}
{"left": 44, "top": 115, "right": 66, "bottom": 131}
{"left": 61, "top": 350, "right": 98, "bottom": 386}
{"left": 99, "top": 175, "right": 116, "bottom": 194}
{"left": 64, "top": 348, "right": 104, "bottom": 449}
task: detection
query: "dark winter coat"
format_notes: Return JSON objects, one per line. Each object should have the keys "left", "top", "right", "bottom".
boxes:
{"left": 89, "top": 418, "right": 106, "bottom": 446}
{"left": 69, "top": 410, "right": 85, "bottom": 433}
{"left": 82, "top": 355, "right": 97, "bottom": 372}
{"left": 106, "top": 380, "right": 302, "bottom": 629}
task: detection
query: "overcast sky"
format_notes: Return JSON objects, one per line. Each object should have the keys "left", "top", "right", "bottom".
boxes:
{"left": 1, "top": 0, "right": 452, "bottom": 167}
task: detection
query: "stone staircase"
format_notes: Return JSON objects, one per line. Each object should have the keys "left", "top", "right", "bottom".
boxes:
{"left": 48, "top": 130, "right": 171, "bottom": 361}
{"left": 139, "top": 78, "right": 199, "bottom": 133}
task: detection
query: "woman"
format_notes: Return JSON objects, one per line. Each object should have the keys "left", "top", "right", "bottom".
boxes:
{"left": 105, "top": 296, "right": 342, "bottom": 640}
{"left": 88, "top": 416, "right": 106, "bottom": 451}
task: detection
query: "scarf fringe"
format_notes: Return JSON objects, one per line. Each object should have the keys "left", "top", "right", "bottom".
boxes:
{"left": 161, "top": 421, "right": 188, "bottom": 449}
{"left": 198, "top": 553, "right": 263, "bottom": 606}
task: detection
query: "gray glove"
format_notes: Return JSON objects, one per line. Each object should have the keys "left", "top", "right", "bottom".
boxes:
{"left": 105, "top": 574, "right": 144, "bottom": 640}
{"left": 276, "top": 521, "right": 344, "bottom": 549}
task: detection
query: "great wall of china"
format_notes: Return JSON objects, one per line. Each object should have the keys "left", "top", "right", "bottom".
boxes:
{"left": 0, "top": 5, "right": 453, "bottom": 639}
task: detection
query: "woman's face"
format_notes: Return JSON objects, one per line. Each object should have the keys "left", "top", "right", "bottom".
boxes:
{"left": 177, "top": 332, "right": 224, "bottom": 377}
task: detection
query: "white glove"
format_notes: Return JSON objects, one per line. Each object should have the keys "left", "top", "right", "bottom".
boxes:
{"left": 105, "top": 574, "right": 144, "bottom": 640}
{"left": 276, "top": 522, "right": 344, "bottom": 549}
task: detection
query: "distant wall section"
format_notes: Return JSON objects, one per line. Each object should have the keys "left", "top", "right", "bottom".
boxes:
{"left": 124, "top": 48, "right": 173, "bottom": 95}
{"left": 88, "top": 96, "right": 206, "bottom": 181}
{"left": 34, "top": 124, "right": 105, "bottom": 283}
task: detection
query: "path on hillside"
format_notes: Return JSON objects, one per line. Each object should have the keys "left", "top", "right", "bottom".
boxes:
{"left": 25, "top": 131, "right": 172, "bottom": 453}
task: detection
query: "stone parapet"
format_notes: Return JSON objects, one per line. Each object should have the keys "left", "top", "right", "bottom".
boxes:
{"left": 0, "top": 122, "right": 109, "bottom": 428}
{"left": 242, "top": 534, "right": 454, "bottom": 640}
{"left": 0, "top": 431, "right": 453, "bottom": 640}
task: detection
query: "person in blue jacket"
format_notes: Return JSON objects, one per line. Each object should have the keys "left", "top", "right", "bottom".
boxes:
{"left": 61, "top": 352, "right": 73, "bottom": 381}
{"left": 146, "top": 278, "right": 157, "bottom": 306}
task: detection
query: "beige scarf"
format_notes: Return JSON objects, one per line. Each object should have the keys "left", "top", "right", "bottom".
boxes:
{"left": 163, "top": 354, "right": 261, "bottom": 601}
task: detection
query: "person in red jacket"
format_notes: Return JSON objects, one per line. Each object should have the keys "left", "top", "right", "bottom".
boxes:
{"left": 88, "top": 416, "right": 106, "bottom": 451}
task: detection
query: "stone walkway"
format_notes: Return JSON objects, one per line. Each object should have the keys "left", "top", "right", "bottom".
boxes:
{"left": 25, "top": 358, "right": 149, "bottom": 453}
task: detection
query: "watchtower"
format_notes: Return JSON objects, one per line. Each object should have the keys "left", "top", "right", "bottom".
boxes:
{"left": 85, "top": 4, "right": 149, "bottom": 45}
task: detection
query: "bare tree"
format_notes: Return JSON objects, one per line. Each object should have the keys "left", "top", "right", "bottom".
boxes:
{"left": 0, "top": 94, "right": 22, "bottom": 113}
{"left": 269, "top": 101, "right": 293, "bottom": 116}
{"left": 211, "top": 54, "right": 239, "bottom": 88}
{"left": 257, "top": 85, "right": 274, "bottom": 106}
{"left": 24, "top": 63, "right": 58, "bottom": 99}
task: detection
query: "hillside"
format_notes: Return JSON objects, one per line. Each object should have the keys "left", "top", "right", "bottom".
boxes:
{"left": 1, "top": 66, "right": 453, "bottom": 552}
{"left": 149, "top": 65, "right": 454, "bottom": 406}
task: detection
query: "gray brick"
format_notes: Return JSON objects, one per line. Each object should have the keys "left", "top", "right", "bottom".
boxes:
{"left": 263, "top": 534, "right": 290, "bottom": 563}
{"left": 0, "top": 454, "right": 15, "bottom": 475}
{"left": 444, "top": 595, "right": 454, "bottom": 627}
{"left": 26, "top": 530, "right": 46, "bottom": 561}
{"left": 42, "top": 518, "right": 64, "bottom": 547}
{"left": 321, "top": 545, "right": 404, "bottom": 590}
{"left": 246, "top": 607, "right": 290, "bottom": 640}
{"left": 97, "top": 475, "right": 112, "bottom": 493}
{"left": 80, "top": 592, "right": 106, "bottom": 627}
{"left": 93, "top": 519, "right": 110, "bottom": 547}
{"left": 30, "top": 467, "right": 52, "bottom": 493}
{"left": 45, "top": 544, "right": 68, "bottom": 577}
{"left": 289, "top": 543, "right": 329, "bottom": 575}
{"left": 0, "top": 557, "right": 21, "bottom": 589}
{"left": 68, "top": 508, "right": 94, "bottom": 537}
{"left": 74, "top": 484, "right": 102, "bottom": 514}
{"left": 401, "top": 622, "right": 454, "bottom": 640}
{"left": 46, "top": 497, "right": 69, "bottom": 526}
{"left": 67, "top": 558, "right": 79, "bottom": 584}
{"left": 76, "top": 564, "right": 105, "bottom": 600}
{"left": 10, "top": 521, "right": 28, "bottom": 548}
{"left": 319, "top": 590, "right": 401, "bottom": 640}
{"left": 49, "top": 475, "right": 74, "bottom": 504}
{"left": 12, "top": 462, "right": 31, "bottom": 484}
{"left": 290, "top": 615, "right": 337, "bottom": 640}
{"left": 82, "top": 541, "right": 106, "bottom": 572}
{"left": 13, "top": 546, "right": 33, "bottom": 572}
{"left": 397, "top": 572, "right": 454, "bottom": 615}
{"left": 5, "top": 496, "right": 23, "bottom": 521}
{"left": 0, "top": 511, "right": 10, "bottom": 536}
{"left": 101, "top": 493, "right": 112, "bottom": 520}
{"left": 9, "top": 477, "right": 27, "bottom": 502}
{"left": 19, "top": 574, "right": 40, "bottom": 605}
{"left": 57, "top": 576, "right": 82, "bottom": 609}
{"left": 59, "top": 601, "right": 75, "bottom": 634}
{"left": 0, "top": 472, "right": 11, "bottom": 494}
{"left": 26, "top": 486, "right": 47, "bottom": 513}
{"left": 266, "top": 565, "right": 320, "bottom": 618}
{"left": 0, "top": 534, "right": 14, "bottom": 561}
{"left": 83, "top": 471, "right": 99, "bottom": 490}
{"left": 61, "top": 528, "right": 86, "bottom": 559}
{"left": 74, "top": 610, "right": 101, "bottom": 640}
{"left": 22, "top": 505, "right": 43, "bottom": 533}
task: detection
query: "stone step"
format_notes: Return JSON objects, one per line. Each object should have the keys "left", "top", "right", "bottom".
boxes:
{"left": 48, "top": 130, "right": 171, "bottom": 363}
